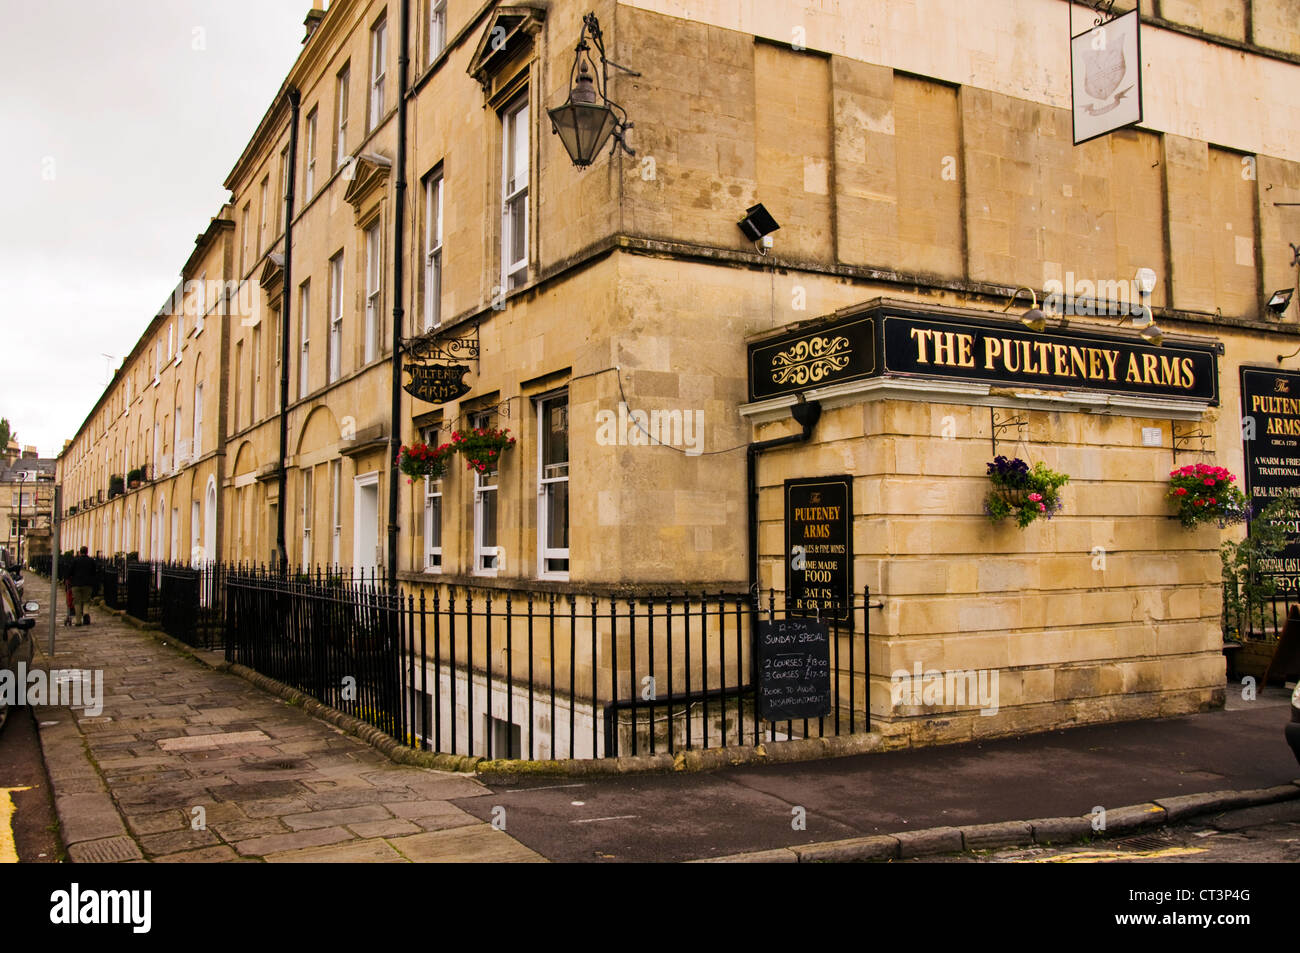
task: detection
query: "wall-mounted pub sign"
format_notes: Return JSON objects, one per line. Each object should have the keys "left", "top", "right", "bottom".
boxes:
{"left": 1240, "top": 367, "right": 1300, "bottom": 592}
{"left": 749, "top": 316, "right": 875, "bottom": 401}
{"left": 403, "top": 363, "right": 472, "bottom": 404}
{"left": 747, "top": 305, "right": 1221, "bottom": 406}
{"left": 784, "top": 476, "right": 853, "bottom": 625}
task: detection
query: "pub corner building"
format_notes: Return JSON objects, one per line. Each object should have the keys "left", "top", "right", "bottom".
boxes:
{"left": 53, "top": 0, "right": 1300, "bottom": 757}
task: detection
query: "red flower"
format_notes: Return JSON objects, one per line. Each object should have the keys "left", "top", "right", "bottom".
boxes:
{"left": 1174, "top": 487, "right": 1187, "bottom": 496}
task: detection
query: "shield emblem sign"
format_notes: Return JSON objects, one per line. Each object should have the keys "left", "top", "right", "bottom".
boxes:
{"left": 1084, "top": 46, "right": 1125, "bottom": 102}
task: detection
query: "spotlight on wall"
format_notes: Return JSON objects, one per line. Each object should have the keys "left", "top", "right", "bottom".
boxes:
{"left": 1267, "top": 288, "right": 1295, "bottom": 318}
{"left": 738, "top": 203, "right": 780, "bottom": 251}
{"left": 1003, "top": 287, "right": 1047, "bottom": 332}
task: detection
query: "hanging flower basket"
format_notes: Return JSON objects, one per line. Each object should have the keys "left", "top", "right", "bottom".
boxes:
{"left": 396, "top": 441, "right": 453, "bottom": 483}
{"left": 451, "top": 427, "right": 516, "bottom": 475}
{"left": 984, "top": 455, "right": 1069, "bottom": 529}
{"left": 1167, "top": 463, "right": 1248, "bottom": 528}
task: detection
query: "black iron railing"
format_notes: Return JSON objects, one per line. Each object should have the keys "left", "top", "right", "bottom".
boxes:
{"left": 225, "top": 566, "right": 403, "bottom": 737}
{"left": 219, "top": 568, "right": 875, "bottom": 760}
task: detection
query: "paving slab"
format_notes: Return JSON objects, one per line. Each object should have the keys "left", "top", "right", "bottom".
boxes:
{"left": 25, "top": 584, "right": 536, "bottom": 863}
{"left": 387, "top": 825, "right": 547, "bottom": 862}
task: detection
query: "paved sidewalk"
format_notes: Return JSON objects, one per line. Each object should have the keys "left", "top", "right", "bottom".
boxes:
{"left": 26, "top": 584, "right": 541, "bottom": 863}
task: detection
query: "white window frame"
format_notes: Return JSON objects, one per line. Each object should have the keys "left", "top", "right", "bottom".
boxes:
{"left": 537, "top": 393, "right": 570, "bottom": 580}
{"left": 422, "top": 426, "right": 442, "bottom": 572}
{"left": 428, "top": 0, "right": 447, "bottom": 64}
{"left": 191, "top": 499, "right": 200, "bottom": 564}
{"left": 258, "top": 177, "right": 269, "bottom": 256}
{"left": 330, "top": 459, "right": 341, "bottom": 566}
{"left": 471, "top": 412, "right": 500, "bottom": 576}
{"left": 501, "top": 92, "right": 530, "bottom": 293}
{"left": 328, "top": 252, "right": 344, "bottom": 383}
{"left": 240, "top": 203, "right": 250, "bottom": 275}
{"left": 369, "top": 16, "right": 387, "bottom": 132}
{"left": 170, "top": 506, "right": 179, "bottom": 563}
{"left": 335, "top": 64, "right": 350, "bottom": 171}
{"left": 173, "top": 404, "right": 183, "bottom": 468}
{"left": 193, "top": 381, "right": 204, "bottom": 458}
{"left": 277, "top": 145, "right": 289, "bottom": 234}
{"left": 273, "top": 305, "right": 283, "bottom": 411}
{"left": 423, "top": 172, "right": 443, "bottom": 331}
{"left": 154, "top": 341, "right": 162, "bottom": 383}
{"left": 195, "top": 271, "right": 206, "bottom": 333}
{"left": 301, "top": 466, "right": 314, "bottom": 568}
{"left": 304, "top": 107, "right": 318, "bottom": 196}
{"left": 299, "top": 281, "right": 311, "bottom": 400}
{"left": 364, "top": 222, "right": 381, "bottom": 363}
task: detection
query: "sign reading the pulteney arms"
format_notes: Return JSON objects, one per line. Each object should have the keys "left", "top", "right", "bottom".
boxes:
{"left": 749, "top": 316, "right": 875, "bottom": 401}
{"left": 1240, "top": 367, "right": 1300, "bottom": 592}
{"left": 404, "top": 363, "right": 471, "bottom": 404}
{"left": 785, "top": 476, "right": 853, "bottom": 625}
{"left": 883, "top": 314, "right": 1219, "bottom": 403}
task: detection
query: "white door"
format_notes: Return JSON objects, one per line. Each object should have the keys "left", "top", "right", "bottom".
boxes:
{"left": 354, "top": 472, "right": 379, "bottom": 575}
{"left": 204, "top": 478, "right": 217, "bottom": 564}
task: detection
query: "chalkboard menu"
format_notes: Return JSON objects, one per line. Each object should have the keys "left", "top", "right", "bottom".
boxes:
{"left": 784, "top": 476, "right": 853, "bottom": 624}
{"left": 1240, "top": 367, "right": 1300, "bottom": 591}
{"left": 757, "top": 618, "right": 832, "bottom": 721}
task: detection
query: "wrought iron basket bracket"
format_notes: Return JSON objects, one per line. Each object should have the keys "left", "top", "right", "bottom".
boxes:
{"left": 990, "top": 409, "right": 1028, "bottom": 458}
{"left": 1171, "top": 422, "right": 1211, "bottom": 463}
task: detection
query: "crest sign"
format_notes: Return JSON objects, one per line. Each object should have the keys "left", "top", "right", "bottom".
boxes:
{"left": 1070, "top": 8, "right": 1142, "bottom": 145}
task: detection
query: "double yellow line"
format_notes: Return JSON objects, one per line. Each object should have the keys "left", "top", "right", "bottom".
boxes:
{"left": 0, "top": 787, "right": 33, "bottom": 863}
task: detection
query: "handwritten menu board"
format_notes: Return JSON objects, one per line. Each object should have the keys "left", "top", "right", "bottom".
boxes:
{"left": 757, "top": 618, "right": 832, "bottom": 721}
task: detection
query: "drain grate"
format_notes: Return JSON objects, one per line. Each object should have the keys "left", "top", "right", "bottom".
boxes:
{"left": 249, "top": 759, "right": 303, "bottom": 771}
{"left": 1108, "top": 833, "right": 1175, "bottom": 852}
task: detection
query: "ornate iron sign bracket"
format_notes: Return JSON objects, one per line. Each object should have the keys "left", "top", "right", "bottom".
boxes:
{"left": 404, "top": 322, "right": 481, "bottom": 366}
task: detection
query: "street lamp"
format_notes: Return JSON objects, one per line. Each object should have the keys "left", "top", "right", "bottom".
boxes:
{"left": 15, "top": 470, "right": 26, "bottom": 570}
{"left": 548, "top": 13, "right": 639, "bottom": 167}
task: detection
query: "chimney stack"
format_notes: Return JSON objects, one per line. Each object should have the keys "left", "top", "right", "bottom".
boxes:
{"left": 304, "top": 5, "right": 326, "bottom": 44}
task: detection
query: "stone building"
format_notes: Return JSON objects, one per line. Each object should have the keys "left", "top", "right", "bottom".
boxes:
{"left": 1, "top": 444, "right": 56, "bottom": 565}
{"left": 55, "top": 0, "right": 1300, "bottom": 750}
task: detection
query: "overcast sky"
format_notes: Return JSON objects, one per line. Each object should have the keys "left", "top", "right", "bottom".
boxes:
{"left": 0, "top": 1, "right": 311, "bottom": 458}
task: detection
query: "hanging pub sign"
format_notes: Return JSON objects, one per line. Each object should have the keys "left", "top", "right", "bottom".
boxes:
{"left": 1240, "top": 367, "right": 1300, "bottom": 592}
{"left": 784, "top": 475, "right": 853, "bottom": 625}
{"left": 1070, "top": 7, "right": 1143, "bottom": 145}
{"left": 403, "top": 363, "right": 472, "bottom": 404}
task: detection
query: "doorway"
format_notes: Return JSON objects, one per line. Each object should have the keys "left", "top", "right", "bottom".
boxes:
{"left": 354, "top": 472, "right": 380, "bottom": 575}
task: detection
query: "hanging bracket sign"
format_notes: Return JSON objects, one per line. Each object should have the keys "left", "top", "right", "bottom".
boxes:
{"left": 404, "top": 363, "right": 471, "bottom": 404}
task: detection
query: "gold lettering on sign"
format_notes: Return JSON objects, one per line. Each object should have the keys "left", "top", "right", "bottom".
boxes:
{"left": 771, "top": 335, "right": 852, "bottom": 387}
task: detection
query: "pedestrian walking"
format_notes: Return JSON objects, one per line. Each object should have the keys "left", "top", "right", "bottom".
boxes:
{"left": 69, "top": 546, "right": 97, "bottom": 626}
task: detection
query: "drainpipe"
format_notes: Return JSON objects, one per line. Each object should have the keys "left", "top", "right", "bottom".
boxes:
{"left": 276, "top": 86, "right": 301, "bottom": 574}
{"left": 386, "top": 0, "right": 410, "bottom": 590}
{"left": 747, "top": 397, "right": 822, "bottom": 613}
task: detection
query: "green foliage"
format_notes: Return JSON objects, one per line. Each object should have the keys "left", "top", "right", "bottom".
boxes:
{"left": 0, "top": 417, "right": 12, "bottom": 450}
{"left": 984, "top": 456, "right": 1070, "bottom": 529}
{"left": 1221, "top": 497, "right": 1300, "bottom": 640}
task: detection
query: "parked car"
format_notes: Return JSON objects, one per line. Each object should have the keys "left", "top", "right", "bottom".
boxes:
{"left": 1, "top": 567, "right": 38, "bottom": 732}
{"left": 1288, "top": 682, "right": 1300, "bottom": 767}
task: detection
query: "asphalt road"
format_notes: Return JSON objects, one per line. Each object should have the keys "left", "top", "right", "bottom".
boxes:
{"left": 928, "top": 799, "right": 1300, "bottom": 863}
{"left": 0, "top": 705, "right": 62, "bottom": 863}
{"left": 453, "top": 699, "right": 1299, "bottom": 862}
